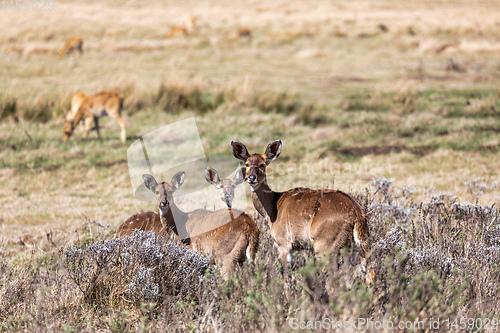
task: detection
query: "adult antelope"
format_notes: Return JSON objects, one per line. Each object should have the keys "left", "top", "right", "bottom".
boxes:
{"left": 117, "top": 169, "right": 259, "bottom": 277}
{"left": 63, "top": 91, "right": 126, "bottom": 143}
{"left": 58, "top": 36, "right": 83, "bottom": 58}
{"left": 231, "top": 140, "right": 375, "bottom": 284}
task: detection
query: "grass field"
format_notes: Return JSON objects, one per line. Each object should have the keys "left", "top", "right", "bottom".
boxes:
{"left": 1, "top": 0, "right": 499, "bottom": 331}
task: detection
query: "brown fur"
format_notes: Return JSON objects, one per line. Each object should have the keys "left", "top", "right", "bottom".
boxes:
{"left": 62, "top": 91, "right": 126, "bottom": 143}
{"left": 166, "top": 26, "right": 189, "bottom": 38}
{"left": 116, "top": 211, "right": 178, "bottom": 239}
{"left": 165, "top": 15, "right": 197, "bottom": 38}
{"left": 116, "top": 171, "right": 259, "bottom": 278}
{"left": 58, "top": 37, "right": 83, "bottom": 58}
{"left": 65, "top": 92, "right": 88, "bottom": 123}
{"left": 237, "top": 28, "right": 253, "bottom": 40}
{"left": 185, "top": 208, "right": 259, "bottom": 275}
{"left": 232, "top": 140, "right": 375, "bottom": 284}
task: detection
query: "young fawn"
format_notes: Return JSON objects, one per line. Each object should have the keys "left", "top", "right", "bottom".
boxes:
{"left": 203, "top": 167, "right": 259, "bottom": 262}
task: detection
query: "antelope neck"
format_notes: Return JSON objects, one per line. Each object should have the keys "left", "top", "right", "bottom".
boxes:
{"left": 165, "top": 195, "right": 190, "bottom": 239}
{"left": 251, "top": 180, "right": 282, "bottom": 222}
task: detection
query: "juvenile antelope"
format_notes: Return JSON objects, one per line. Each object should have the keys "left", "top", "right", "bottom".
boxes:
{"left": 58, "top": 37, "right": 83, "bottom": 58}
{"left": 63, "top": 91, "right": 126, "bottom": 143}
{"left": 232, "top": 140, "right": 375, "bottom": 284}
{"left": 116, "top": 171, "right": 186, "bottom": 240}
{"left": 117, "top": 170, "right": 259, "bottom": 277}
{"left": 203, "top": 167, "right": 259, "bottom": 262}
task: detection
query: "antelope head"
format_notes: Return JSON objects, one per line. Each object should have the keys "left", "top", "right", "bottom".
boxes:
{"left": 142, "top": 171, "right": 185, "bottom": 215}
{"left": 205, "top": 167, "right": 246, "bottom": 208}
{"left": 231, "top": 140, "right": 282, "bottom": 190}
{"left": 62, "top": 119, "right": 75, "bottom": 141}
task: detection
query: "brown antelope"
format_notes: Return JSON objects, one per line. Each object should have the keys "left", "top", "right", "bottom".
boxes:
{"left": 58, "top": 37, "right": 83, "bottom": 58}
{"left": 231, "top": 140, "right": 375, "bottom": 284}
{"left": 117, "top": 170, "right": 259, "bottom": 277}
{"left": 62, "top": 91, "right": 126, "bottom": 143}
{"left": 237, "top": 28, "right": 253, "bottom": 41}
{"left": 166, "top": 26, "right": 189, "bottom": 38}
{"left": 166, "top": 15, "right": 197, "bottom": 38}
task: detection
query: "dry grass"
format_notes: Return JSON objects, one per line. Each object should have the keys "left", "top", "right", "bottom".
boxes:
{"left": 1, "top": 184, "right": 499, "bottom": 331}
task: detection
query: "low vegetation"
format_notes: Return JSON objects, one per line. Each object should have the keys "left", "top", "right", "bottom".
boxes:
{"left": 1, "top": 181, "right": 498, "bottom": 331}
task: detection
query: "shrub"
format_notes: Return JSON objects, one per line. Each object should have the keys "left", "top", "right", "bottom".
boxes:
{"left": 64, "top": 230, "right": 210, "bottom": 306}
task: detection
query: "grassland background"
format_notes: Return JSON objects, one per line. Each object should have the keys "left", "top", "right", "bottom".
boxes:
{"left": 0, "top": 0, "right": 499, "bottom": 331}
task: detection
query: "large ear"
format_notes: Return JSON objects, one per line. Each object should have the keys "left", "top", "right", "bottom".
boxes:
{"left": 234, "top": 167, "right": 246, "bottom": 186}
{"left": 142, "top": 174, "right": 158, "bottom": 192}
{"left": 265, "top": 140, "right": 282, "bottom": 165}
{"left": 205, "top": 167, "right": 220, "bottom": 187}
{"left": 231, "top": 141, "right": 250, "bottom": 162}
{"left": 171, "top": 171, "right": 185, "bottom": 191}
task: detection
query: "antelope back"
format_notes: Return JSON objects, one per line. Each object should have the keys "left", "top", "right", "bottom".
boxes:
{"left": 116, "top": 211, "right": 167, "bottom": 238}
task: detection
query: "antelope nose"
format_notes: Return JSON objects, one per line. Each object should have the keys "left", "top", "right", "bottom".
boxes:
{"left": 248, "top": 175, "right": 256, "bottom": 182}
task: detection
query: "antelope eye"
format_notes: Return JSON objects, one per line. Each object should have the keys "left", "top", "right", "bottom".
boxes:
{"left": 155, "top": 190, "right": 159, "bottom": 194}
{"left": 245, "top": 163, "right": 249, "bottom": 167}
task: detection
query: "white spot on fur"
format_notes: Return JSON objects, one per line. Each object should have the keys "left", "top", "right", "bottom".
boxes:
{"left": 354, "top": 229, "right": 360, "bottom": 246}
{"left": 246, "top": 247, "right": 251, "bottom": 261}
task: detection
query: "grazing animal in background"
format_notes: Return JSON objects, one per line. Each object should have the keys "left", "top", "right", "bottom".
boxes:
{"left": 58, "top": 37, "right": 83, "bottom": 58}
{"left": 116, "top": 170, "right": 259, "bottom": 277}
{"left": 231, "top": 140, "right": 375, "bottom": 284}
{"left": 186, "top": 15, "right": 198, "bottom": 32}
{"left": 166, "top": 26, "right": 189, "bottom": 38}
{"left": 237, "top": 28, "right": 253, "bottom": 41}
{"left": 166, "top": 15, "right": 198, "bottom": 38}
{"left": 62, "top": 91, "right": 126, "bottom": 143}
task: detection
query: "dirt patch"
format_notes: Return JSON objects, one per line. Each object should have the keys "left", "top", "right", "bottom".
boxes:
{"left": 323, "top": 144, "right": 499, "bottom": 158}
{"left": 320, "top": 75, "right": 369, "bottom": 87}
{"left": 94, "top": 159, "right": 127, "bottom": 168}
{"left": 322, "top": 145, "right": 436, "bottom": 158}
